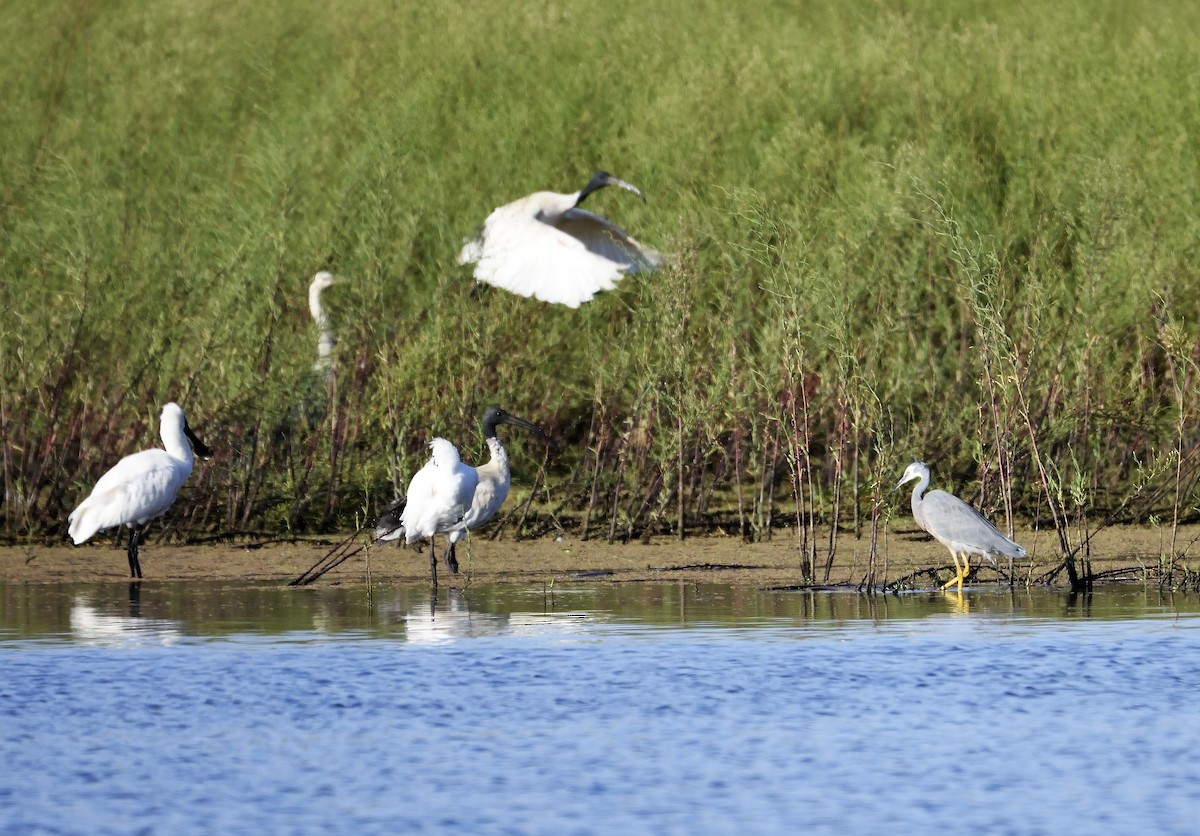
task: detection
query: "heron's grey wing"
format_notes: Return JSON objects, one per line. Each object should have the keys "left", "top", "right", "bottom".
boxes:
{"left": 921, "top": 490, "right": 1025, "bottom": 558}
{"left": 556, "top": 208, "right": 664, "bottom": 274}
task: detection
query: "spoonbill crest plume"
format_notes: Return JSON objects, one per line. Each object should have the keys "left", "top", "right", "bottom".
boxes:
{"left": 458, "top": 171, "right": 663, "bottom": 307}
{"left": 68, "top": 402, "right": 212, "bottom": 579}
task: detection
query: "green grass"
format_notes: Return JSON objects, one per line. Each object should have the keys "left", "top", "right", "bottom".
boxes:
{"left": 4, "top": 0, "right": 1200, "bottom": 571}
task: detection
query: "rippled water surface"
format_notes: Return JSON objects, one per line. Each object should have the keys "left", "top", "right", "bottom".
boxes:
{"left": 3, "top": 581, "right": 1199, "bottom": 834}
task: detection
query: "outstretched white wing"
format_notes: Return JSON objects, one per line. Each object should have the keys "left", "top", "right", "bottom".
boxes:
{"left": 461, "top": 205, "right": 662, "bottom": 308}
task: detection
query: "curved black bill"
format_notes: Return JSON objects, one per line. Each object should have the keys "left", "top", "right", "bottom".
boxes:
{"left": 579, "top": 171, "right": 646, "bottom": 205}
{"left": 503, "top": 413, "right": 559, "bottom": 451}
{"left": 487, "top": 408, "right": 560, "bottom": 453}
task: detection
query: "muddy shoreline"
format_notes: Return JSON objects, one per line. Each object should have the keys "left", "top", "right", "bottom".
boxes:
{"left": 3, "top": 523, "right": 1195, "bottom": 588}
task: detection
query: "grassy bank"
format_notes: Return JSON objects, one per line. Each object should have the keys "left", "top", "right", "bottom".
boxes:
{"left": 3, "top": 0, "right": 1200, "bottom": 584}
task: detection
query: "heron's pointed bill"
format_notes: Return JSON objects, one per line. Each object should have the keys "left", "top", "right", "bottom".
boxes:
{"left": 891, "top": 465, "right": 924, "bottom": 493}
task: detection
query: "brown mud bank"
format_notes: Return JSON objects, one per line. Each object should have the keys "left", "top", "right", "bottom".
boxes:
{"left": 3, "top": 523, "right": 1198, "bottom": 589}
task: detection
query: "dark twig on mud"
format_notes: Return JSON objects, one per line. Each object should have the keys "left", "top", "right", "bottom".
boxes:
{"left": 289, "top": 529, "right": 368, "bottom": 586}
{"left": 884, "top": 561, "right": 1014, "bottom": 591}
{"left": 650, "top": 562, "right": 765, "bottom": 572}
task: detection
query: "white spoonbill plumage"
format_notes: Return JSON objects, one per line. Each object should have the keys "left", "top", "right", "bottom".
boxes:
{"left": 308, "top": 271, "right": 345, "bottom": 379}
{"left": 444, "top": 406, "right": 555, "bottom": 572}
{"left": 68, "top": 402, "right": 212, "bottom": 579}
{"left": 458, "top": 171, "right": 663, "bottom": 308}
{"left": 894, "top": 461, "right": 1026, "bottom": 593}
{"left": 382, "top": 437, "right": 479, "bottom": 587}
{"left": 376, "top": 406, "right": 556, "bottom": 577}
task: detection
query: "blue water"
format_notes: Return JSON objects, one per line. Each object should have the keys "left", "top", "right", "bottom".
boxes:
{"left": 2, "top": 583, "right": 1199, "bottom": 834}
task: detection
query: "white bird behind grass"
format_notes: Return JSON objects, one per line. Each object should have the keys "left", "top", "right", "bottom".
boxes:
{"left": 458, "top": 171, "right": 663, "bottom": 308}
{"left": 308, "top": 271, "right": 345, "bottom": 380}
{"left": 68, "top": 402, "right": 212, "bottom": 579}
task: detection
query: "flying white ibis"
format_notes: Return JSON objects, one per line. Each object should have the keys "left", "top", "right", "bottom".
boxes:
{"left": 458, "top": 171, "right": 663, "bottom": 308}
{"left": 308, "top": 271, "right": 345, "bottom": 380}
{"left": 375, "top": 406, "right": 555, "bottom": 583}
{"left": 894, "top": 461, "right": 1026, "bottom": 592}
{"left": 68, "top": 402, "right": 212, "bottom": 579}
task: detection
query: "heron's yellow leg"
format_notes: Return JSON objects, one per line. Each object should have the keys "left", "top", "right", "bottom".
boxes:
{"left": 940, "top": 552, "right": 965, "bottom": 591}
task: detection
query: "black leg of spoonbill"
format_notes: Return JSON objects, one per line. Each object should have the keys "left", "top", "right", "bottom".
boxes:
{"left": 445, "top": 542, "right": 459, "bottom": 574}
{"left": 429, "top": 540, "right": 438, "bottom": 588}
{"left": 128, "top": 525, "right": 143, "bottom": 579}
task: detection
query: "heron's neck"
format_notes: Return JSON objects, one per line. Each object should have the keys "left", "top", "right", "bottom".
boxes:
{"left": 909, "top": 473, "right": 929, "bottom": 504}
{"left": 310, "top": 287, "right": 335, "bottom": 364}
{"left": 308, "top": 284, "right": 328, "bottom": 324}
{"left": 316, "top": 331, "right": 334, "bottom": 360}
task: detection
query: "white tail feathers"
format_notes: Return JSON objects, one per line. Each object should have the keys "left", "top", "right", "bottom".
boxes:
{"left": 427, "top": 438, "right": 461, "bottom": 465}
{"left": 67, "top": 503, "right": 100, "bottom": 545}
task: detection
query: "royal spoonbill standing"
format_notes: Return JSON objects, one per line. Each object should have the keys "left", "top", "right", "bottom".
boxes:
{"left": 458, "top": 171, "right": 663, "bottom": 307}
{"left": 309, "top": 271, "right": 345, "bottom": 380}
{"left": 375, "top": 406, "right": 555, "bottom": 575}
{"left": 381, "top": 438, "right": 479, "bottom": 587}
{"left": 894, "top": 461, "right": 1026, "bottom": 592}
{"left": 68, "top": 402, "right": 212, "bottom": 579}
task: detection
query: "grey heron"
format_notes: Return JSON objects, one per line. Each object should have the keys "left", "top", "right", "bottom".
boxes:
{"left": 894, "top": 461, "right": 1026, "bottom": 592}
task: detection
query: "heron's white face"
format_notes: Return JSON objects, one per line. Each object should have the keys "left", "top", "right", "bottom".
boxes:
{"left": 310, "top": 271, "right": 343, "bottom": 293}
{"left": 894, "top": 461, "right": 928, "bottom": 489}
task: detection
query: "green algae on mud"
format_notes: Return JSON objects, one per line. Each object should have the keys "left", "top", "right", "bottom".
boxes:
{"left": 4, "top": 524, "right": 1199, "bottom": 590}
